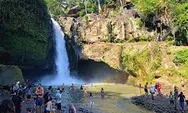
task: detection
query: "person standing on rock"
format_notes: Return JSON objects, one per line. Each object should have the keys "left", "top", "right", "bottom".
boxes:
{"left": 169, "top": 91, "right": 174, "bottom": 105}
{"left": 144, "top": 82, "right": 148, "bottom": 96}
{"left": 180, "top": 79, "right": 185, "bottom": 92}
{"left": 12, "top": 92, "right": 22, "bottom": 113}
{"left": 35, "top": 83, "right": 44, "bottom": 113}
{"left": 55, "top": 88, "right": 62, "bottom": 113}
{"left": 178, "top": 92, "right": 185, "bottom": 112}
{"left": 174, "top": 86, "right": 179, "bottom": 110}
{"left": 150, "top": 85, "right": 155, "bottom": 100}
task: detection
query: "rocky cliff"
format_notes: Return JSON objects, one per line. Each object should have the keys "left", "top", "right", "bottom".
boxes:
{"left": 0, "top": 0, "right": 54, "bottom": 70}
{"left": 59, "top": 11, "right": 154, "bottom": 70}
{"left": 59, "top": 11, "right": 187, "bottom": 84}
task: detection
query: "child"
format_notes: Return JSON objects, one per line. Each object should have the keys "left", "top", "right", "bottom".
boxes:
{"left": 45, "top": 97, "right": 53, "bottom": 113}
{"left": 100, "top": 88, "right": 105, "bottom": 99}
{"left": 169, "top": 91, "right": 174, "bottom": 105}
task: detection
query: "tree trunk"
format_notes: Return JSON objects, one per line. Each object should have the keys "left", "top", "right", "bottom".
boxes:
{"left": 84, "top": 0, "right": 87, "bottom": 14}
{"left": 97, "top": 0, "right": 102, "bottom": 14}
{"left": 120, "top": 0, "right": 123, "bottom": 7}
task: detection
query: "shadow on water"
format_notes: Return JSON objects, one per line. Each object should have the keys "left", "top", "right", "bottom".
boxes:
{"left": 77, "top": 59, "right": 129, "bottom": 83}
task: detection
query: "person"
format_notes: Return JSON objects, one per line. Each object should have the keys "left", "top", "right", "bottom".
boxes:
{"left": 21, "top": 95, "right": 36, "bottom": 113}
{"left": 47, "top": 86, "right": 53, "bottom": 95}
{"left": 180, "top": 79, "right": 185, "bottom": 91}
{"left": 144, "top": 82, "right": 148, "bottom": 96}
{"left": 25, "top": 85, "right": 33, "bottom": 99}
{"left": 45, "top": 97, "right": 53, "bottom": 113}
{"left": 169, "top": 91, "right": 174, "bottom": 105}
{"left": 150, "top": 85, "right": 155, "bottom": 100}
{"left": 12, "top": 81, "right": 20, "bottom": 94}
{"left": 174, "top": 86, "right": 179, "bottom": 110}
{"left": 35, "top": 83, "right": 44, "bottom": 113}
{"left": 0, "top": 99, "right": 15, "bottom": 113}
{"left": 83, "top": 88, "right": 87, "bottom": 97}
{"left": 100, "top": 88, "right": 105, "bottom": 98}
{"left": 55, "top": 88, "right": 62, "bottom": 113}
{"left": 69, "top": 103, "right": 76, "bottom": 113}
{"left": 89, "top": 92, "right": 94, "bottom": 112}
{"left": 80, "top": 85, "right": 83, "bottom": 90}
{"left": 60, "top": 83, "right": 65, "bottom": 92}
{"left": 70, "top": 83, "right": 75, "bottom": 90}
{"left": 178, "top": 92, "right": 185, "bottom": 112}
{"left": 157, "top": 82, "right": 161, "bottom": 95}
{"left": 12, "top": 92, "right": 22, "bottom": 113}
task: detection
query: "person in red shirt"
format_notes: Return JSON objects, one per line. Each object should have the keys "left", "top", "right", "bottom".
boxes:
{"left": 157, "top": 82, "right": 161, "bottom": 95}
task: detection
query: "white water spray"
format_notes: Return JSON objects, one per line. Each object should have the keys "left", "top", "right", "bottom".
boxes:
{"left": 41, "top": 18, "right": 81, "bottom": 85}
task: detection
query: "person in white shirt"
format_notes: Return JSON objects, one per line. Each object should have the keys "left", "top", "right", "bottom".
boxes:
{"left": 150, "top": 85, "right": 155, "bottom": 100}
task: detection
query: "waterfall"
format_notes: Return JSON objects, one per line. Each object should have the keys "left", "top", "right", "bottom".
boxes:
{"left": 41, "top": 18, "right": 81, "bottom": 85}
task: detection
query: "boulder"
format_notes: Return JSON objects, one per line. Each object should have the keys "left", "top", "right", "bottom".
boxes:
{"left": 0, "top": 65, "right": 24, "bottom": 86}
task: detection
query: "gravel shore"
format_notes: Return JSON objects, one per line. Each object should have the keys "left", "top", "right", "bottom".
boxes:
{"left": 132, "top": 95, "right": 188, "bottom": 113}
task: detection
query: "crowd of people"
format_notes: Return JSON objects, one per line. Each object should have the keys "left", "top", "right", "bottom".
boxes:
{"left": 0, "top": 81, "right": 105, "bottom": 113}
{"left": 143, "top": 80, "right": 187, "bottom": 112}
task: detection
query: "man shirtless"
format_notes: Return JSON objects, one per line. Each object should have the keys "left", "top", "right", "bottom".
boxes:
{"left": 35, "top": 83, "right": 44, "bottom": 113}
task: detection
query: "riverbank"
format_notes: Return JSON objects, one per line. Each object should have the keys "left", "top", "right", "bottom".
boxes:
{"left": 132, "top": 95, "right": 182, "bottom": 113}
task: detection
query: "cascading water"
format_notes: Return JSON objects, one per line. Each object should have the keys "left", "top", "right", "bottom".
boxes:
{"left": 41, "top": 18, "right": 81, "bottom": 85}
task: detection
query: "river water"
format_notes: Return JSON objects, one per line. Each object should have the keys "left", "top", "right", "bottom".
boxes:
{"left": 51, "top": 84, "right": 151, "bottom": 113}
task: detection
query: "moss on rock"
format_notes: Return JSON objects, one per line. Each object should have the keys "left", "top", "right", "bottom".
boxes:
{"left": 0, "top": 64, "right": 24, "bottom": 86}
{"left": 0, "top": 0, "right": 51, "bottom": 69}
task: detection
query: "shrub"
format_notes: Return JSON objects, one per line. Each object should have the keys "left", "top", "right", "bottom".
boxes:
{"left": 173, "top": 49, "right": 188, "bottom": 65}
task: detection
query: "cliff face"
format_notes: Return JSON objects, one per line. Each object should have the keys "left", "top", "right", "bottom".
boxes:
{"left": 59, "top": 12, "right": 188, "bottom": 84}
{"left": 59, "top": 12, "right": 154, "bottom": 70}
{"left": 0, "top": 0, "right": 53, "bottom": 70}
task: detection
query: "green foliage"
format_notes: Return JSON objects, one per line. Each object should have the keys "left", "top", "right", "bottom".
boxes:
{"left": 0, "top": 0, "right": 51, "bottom": 67}
{"left": 122, "top": 44, "right": 163, "bottom": 82}
{"left": 165, "top": 0, "right": 188, "bottom": 43}
{"left": 173, "top": 49, "right": 188, "bottom": 66}
{"left": 45, "top": 0, "right": 65, "bottom": 17}
{"left": 171, "top": 3, "right": 188, "bottom": 43}
{"left": 135, "top": 18, "right": 144, "bottom": 28}
{"left": 110, "top": 9, "right": 120, "bottom": 17}
{"left": 135, "top": 0, "right": 163, "bottom": 20}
